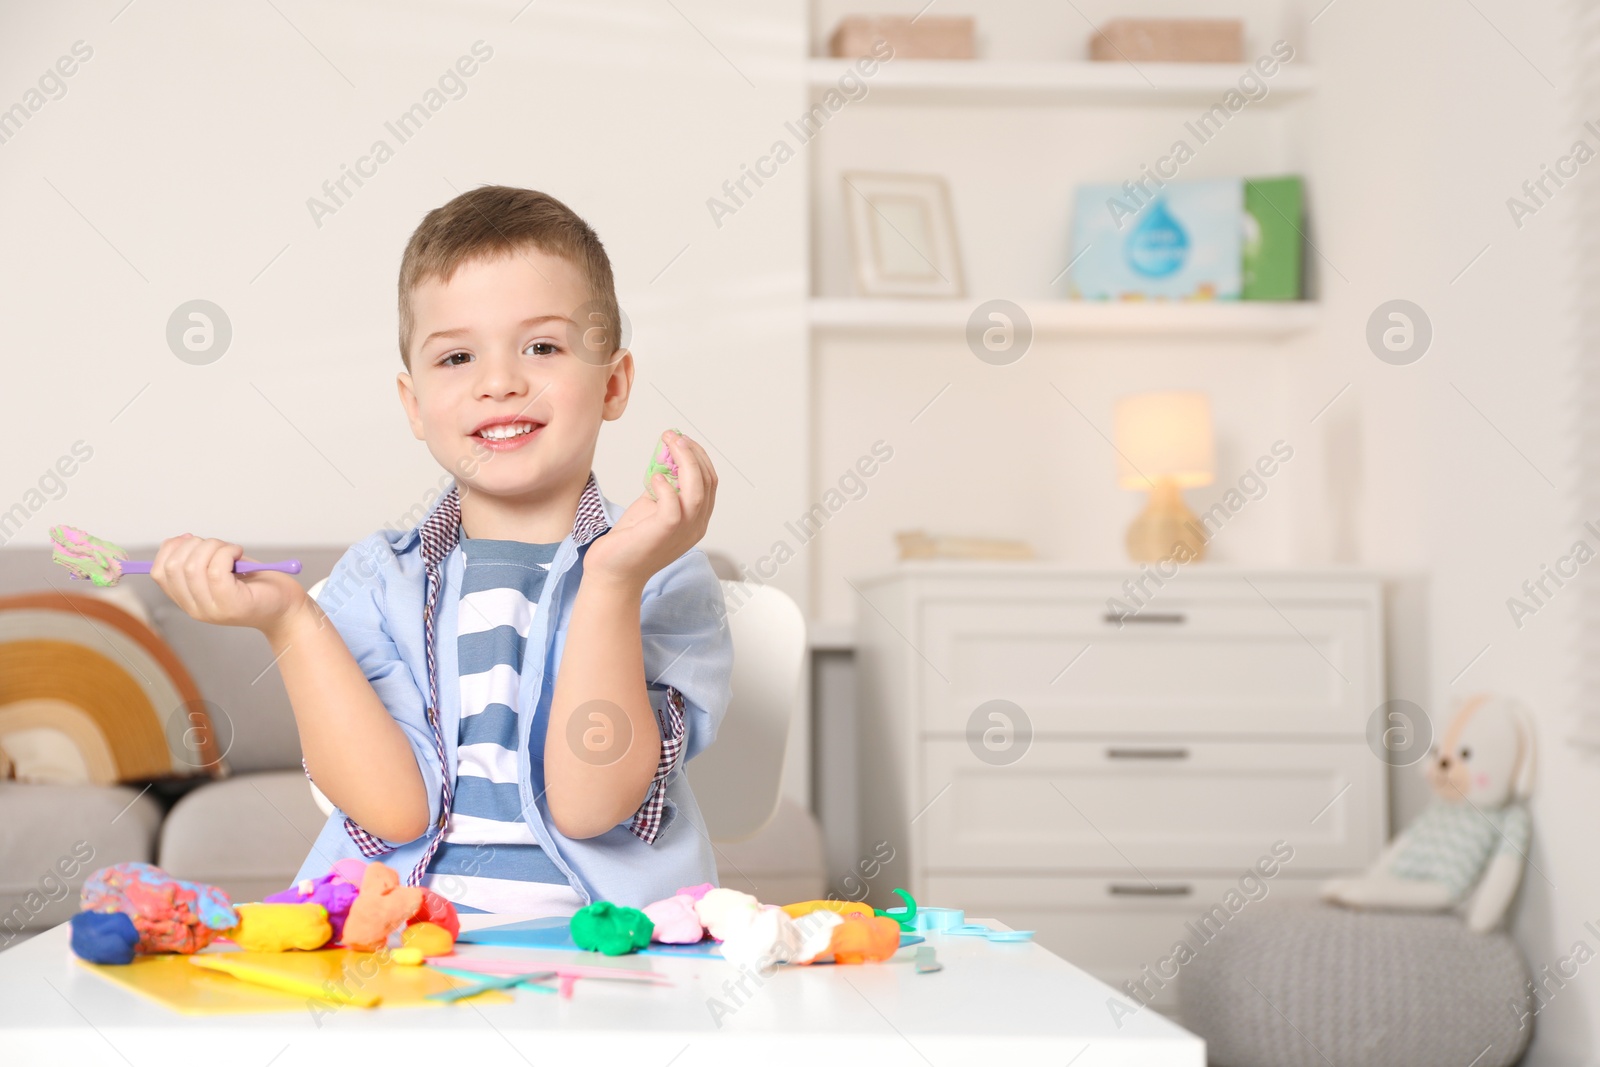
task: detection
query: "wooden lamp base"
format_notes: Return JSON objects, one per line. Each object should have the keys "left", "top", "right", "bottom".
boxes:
{"left": 1125, "top": 480, "right": 1208, "bottom": 563}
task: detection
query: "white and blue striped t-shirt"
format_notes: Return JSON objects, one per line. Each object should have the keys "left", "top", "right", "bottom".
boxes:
{"left": 422, "top": 532, "right": 587, "bottom": 916}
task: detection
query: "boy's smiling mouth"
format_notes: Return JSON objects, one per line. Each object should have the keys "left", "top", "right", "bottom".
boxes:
{"left": 471, "top": 414, "right": 545, "bottom": 450}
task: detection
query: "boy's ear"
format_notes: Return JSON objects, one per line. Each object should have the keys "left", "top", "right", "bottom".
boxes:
{"left": 396, "top": 372, "right": 426, "bottom": 440}
{"left": 601, "top": 349, "right": 634, "bottom": 423}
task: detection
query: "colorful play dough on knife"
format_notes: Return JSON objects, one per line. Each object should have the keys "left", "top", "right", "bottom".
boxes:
{"left": 643, "top": 430, "right": 681, "bottom": 499}
{"left": 50, "top": 525, "right": 128, "bottom": 587}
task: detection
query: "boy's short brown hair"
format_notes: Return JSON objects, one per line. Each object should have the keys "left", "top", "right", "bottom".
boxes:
{"left": 396, "top": 185, "right": 620, "bottom": 367}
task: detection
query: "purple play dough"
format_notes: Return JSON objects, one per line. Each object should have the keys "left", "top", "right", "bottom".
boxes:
{"left": 265, "top": 873, "right": 359, "bottom": 941}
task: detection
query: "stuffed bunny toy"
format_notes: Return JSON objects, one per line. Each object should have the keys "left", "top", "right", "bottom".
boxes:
{"left": 1322, "top": 693, "right": 1535, "bottom": 933}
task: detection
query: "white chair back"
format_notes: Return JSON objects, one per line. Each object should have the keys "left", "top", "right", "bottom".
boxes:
{"left": 688, "top": 581, "right": 806, "bottom": 842}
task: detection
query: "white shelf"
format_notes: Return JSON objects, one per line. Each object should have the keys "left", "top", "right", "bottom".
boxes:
{"left": 808, "top": 59, "right": 1315, "bottom": 105}
{"left": 808, "top": 298, "right": 1319, "bottom": 339}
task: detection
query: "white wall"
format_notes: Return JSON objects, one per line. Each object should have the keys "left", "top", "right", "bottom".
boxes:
{"left": 1305, "top": 1, "right": 1594, "bottom": 1061}
{"left": 0, "top": 0, "right": 807, "bottom": 613}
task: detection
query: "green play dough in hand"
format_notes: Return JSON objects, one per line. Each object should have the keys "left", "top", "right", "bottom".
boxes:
{"left": 643, "top": 429, "right": 682, "bottom": 500}
{"left": 570, "top": 901, "right": 655, "bottom": 956}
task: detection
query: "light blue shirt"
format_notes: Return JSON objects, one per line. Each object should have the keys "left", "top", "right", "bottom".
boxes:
{"left": 292, "top": 473, "right": 734, "bottom": 910}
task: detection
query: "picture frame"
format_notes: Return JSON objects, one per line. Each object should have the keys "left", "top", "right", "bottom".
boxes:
{"left": 841, "top": 172, "right": 965, "bottom": 298}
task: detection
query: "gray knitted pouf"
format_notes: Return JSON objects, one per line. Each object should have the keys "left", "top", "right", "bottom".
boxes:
{"left": 1178, "top": 901, "right": 1532, "bottom": 1067}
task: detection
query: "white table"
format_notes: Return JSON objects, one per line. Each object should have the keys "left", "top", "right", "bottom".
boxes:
{"left": 0, "top": 915, "right": 1203, "bottom": 1066}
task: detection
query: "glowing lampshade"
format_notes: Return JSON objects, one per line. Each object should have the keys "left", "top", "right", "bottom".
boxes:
{"left": 1112, "top": 391, "right": 1215, "bottom": 562}
{"left": 1113, "top": 391, "right": 1215, "bottom": 490}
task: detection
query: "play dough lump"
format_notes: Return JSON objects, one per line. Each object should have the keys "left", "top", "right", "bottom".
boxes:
{"left": 643, "top": 430, "right": 682, "bottom": 499}
{"left": 50, "top": 525, "right": 128, "bottom": 587}
{"left": 570, "top": 901, "right": 655, "bottom": 956}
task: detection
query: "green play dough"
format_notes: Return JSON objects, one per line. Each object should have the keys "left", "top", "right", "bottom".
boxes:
{"left": 643, "top": 429, "right": 682, "bottom": 500}
{"left": 876, "top": 887, "right": 918, "bottom": 931}
{"left": 570, "top": 902, "right": 654, "bottom": 956}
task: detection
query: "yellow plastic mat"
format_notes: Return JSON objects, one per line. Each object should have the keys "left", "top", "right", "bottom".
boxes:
{"left": 77, "top": 948, "right": 512, "bottom": 1015}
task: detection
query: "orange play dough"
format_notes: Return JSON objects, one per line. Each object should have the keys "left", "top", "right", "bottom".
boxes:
{"left": 341, "top": 864, "right": 422, "bottom": 952}
{"left": 826, "top": 916, "right": 902, "bottom": 964}
{"left": 780, "top": 899, "right": 877, "bottom": 922}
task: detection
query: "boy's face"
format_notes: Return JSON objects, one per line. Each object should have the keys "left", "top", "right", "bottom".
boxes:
{"left": 398, "top": 249, "right": 631, "bottom": 502}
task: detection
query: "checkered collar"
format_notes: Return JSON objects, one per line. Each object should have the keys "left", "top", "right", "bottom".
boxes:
{"left": 407, "top": 472, "right": 612, "bottom": 568}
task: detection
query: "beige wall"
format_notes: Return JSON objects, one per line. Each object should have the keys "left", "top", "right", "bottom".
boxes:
{"left": 0, "top": 0, "right": 808, "bottom": 613}
{"left": 1306, "top": 3, "right": 1588, "bottom": 1063}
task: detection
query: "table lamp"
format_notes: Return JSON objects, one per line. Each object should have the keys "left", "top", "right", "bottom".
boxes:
{"left": 1113, "top": 391, "right": 1214, "bottom": 562}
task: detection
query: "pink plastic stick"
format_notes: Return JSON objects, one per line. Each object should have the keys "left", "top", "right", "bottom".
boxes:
{"left": 430, "top": 956, "right": 669, "bottom": 982}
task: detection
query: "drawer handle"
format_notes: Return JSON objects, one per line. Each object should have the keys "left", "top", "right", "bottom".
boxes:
{"left": 1103, "top": 611, "right": 1187, "bottom": 626}
{"left": 1108, "top": 883, "right": 1193, "bottom": 897}
{"left": 1106, "top": 747, "right": 1190, "bottom": 760}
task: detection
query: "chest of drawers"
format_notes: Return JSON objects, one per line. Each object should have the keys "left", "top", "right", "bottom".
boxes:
{"left": 854, "top": 565, "right": 1387, "bottom": 1016}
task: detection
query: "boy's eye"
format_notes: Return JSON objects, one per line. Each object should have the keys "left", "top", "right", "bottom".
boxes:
{"left": 438, "top": 350, "right": 473, "bottom": 367}
{"left": 524, "top": 341, "right": 559, "bottom": 357}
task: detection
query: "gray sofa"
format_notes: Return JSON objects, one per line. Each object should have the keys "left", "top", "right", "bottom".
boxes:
{"left": 1, "top": 544, "right": 824, "bottom": 950}
{"left": 0, "top": 545, "right": 341, "bottom": 949}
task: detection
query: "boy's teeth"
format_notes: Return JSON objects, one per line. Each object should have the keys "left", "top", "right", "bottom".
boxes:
{"left": 479, "top": 423, "right": 535, "bottom": 440}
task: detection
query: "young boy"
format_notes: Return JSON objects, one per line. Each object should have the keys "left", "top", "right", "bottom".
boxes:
{"left": 151, "top": 186, "right": 733, "bottom": 916}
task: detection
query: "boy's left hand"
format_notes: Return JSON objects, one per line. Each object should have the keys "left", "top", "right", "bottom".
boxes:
{"left": 584, "top": 429, "right": 717, "bottom": 590}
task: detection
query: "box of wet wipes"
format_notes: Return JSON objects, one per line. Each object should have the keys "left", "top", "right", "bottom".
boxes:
{"left": 1068, "top": 177, "right": 1243, "bottom": 300}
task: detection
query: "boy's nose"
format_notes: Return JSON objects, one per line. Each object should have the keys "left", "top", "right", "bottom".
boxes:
{"left": 474, "top": 355, "right": 528, "bottom": 399}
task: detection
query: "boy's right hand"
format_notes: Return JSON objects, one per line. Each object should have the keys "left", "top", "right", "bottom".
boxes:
{"left": 151, "top": 534, "right": 309, "bottom": 638}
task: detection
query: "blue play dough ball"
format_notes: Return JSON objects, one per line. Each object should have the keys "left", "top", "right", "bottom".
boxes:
{"left": 70, "top": 911, "right": 140, "bottom": 965}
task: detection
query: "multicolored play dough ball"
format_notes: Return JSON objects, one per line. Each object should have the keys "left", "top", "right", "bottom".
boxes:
{"left": 79, "top": 862, "right": 237, "bottom": 955}
{"left": 643, "top": 430, "right": 682, "bottom": 499}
